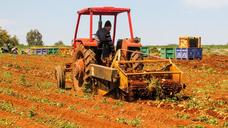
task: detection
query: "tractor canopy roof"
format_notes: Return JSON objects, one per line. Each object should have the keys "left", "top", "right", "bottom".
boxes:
{"left": 77, "top": 7, "right": 130, "bottom": 15}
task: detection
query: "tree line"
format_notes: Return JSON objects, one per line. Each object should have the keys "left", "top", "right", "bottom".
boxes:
{"left": 0, "top": 27, "right": 65, "bottom": 47}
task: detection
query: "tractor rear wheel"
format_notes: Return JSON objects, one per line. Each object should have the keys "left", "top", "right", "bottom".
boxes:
{"left": 55, "top": 65, "right": 66, "bottom": 89}
{"left": 72, "top": 44, "right": 96, "bottom": 92}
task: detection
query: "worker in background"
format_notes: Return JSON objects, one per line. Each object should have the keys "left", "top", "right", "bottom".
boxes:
{"left": 95, "top": 20, "right": 115, "bottom": 66}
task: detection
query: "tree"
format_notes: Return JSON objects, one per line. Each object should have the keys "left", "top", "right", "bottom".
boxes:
{"left": 26, "top": 29, "right": 43, "bottom": 46}
{"left": 54, "top": 40, "right": 65, "bottom": 46}
{"left": 0, "top": 27, "right": 10, "bottom": 47}
{"left": 0, "top": 27, "right": 19, "bottom": 47}
{"left": 8, "top": 35, "right": 19, "bottom": 46}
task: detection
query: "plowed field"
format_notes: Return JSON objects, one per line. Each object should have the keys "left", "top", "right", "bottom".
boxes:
{"left": 0, "top": 54, "right": 227, "bottom": 128}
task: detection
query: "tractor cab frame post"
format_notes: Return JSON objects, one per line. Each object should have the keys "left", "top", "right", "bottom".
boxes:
{"left": 73, "top": 7, "right": 134, "bottom": 48}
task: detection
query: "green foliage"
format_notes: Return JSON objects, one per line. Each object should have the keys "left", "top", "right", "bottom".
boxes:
{"left": 35, "top": 82, "right": 54, "bottom": 89}
{"left": 0, "top": 101, "right": 17, "bottom": 113}
{"left": 54, "top": 40, "right": 65, "bottom": 46}
{"left": 116, "top": 117, "right": 141, "bottom": 127}
{"left": 36, "top": 116, "right": 80, "bottom": 128}
{"left": 0, "top": 27, "right": 19, "bottom": 47}
{"left": 129, "top": 118, "right": 141, "bottom": 127}
{"left": 115, "top": 100, "right": 124, "bottom": 107}
{"left": 0, "top": 118, "right": 15, "bottom": 127}
{"left": 223, "top": 121, "right": 228, "bottom": 127}
{"left": 8, "top": 35, "right": 19, "bottom": 46}
{"left": 176, "top": 113, "right": 190, "bottom": 120}
{"left": 3, "top": 72, "right": 12, "bottom": 79}
{"left": 177, "top": 125, "right": 205, "bottom": 128}
{"left": 101, "top": 98, "right": 109, "bottom": 104}
{"left": 29, "top": 96, "right": 64, "bottom": 108}
{"left": 93, "top": 105, "right": 101, "bottom": 110}
{"left": 19, "top": 74, "right": 31, "bottom": 87}
{"left": 28, "top": 110, "right": 36, "bottom": 118}
{"left": 26, "top": 29, "right": 43, "bottom": 46}
{"left": 0, "top": 87, "right": 17, "bottom": 97}
{"left": 2, "top": 72, "right": 12, "bottom": 83}
{"left": 67, "top": 105, "right": 76, "bottom": 110}
{"left": 116, "top": 117, "right": 128, "bottom": 124}
{"left": 193, "top": 115, "right": 218, "bottom": 125}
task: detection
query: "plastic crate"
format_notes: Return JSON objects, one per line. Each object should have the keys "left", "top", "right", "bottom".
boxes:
{"left": 35, "top": 49, "right": 43, "bottom": 55}
{"left": 47, "top": 48, "right": 58, "bottom": 54}
{"left": 179, "top": 36, "right": 201, "bottom": 48}
{"left": 42, "top": 48, "right": 48, "bottom": 55}
{"left": 176, "top": 48, "right": 202, "bottom": 60}
{"left": 140, "top": 47, "right": 150, "bottom": 56}
{"left": 195, "top": 48, "right": 203, "bottom": 59}
{"left": 160, "top": 48, "right": 175, "bottom": 59}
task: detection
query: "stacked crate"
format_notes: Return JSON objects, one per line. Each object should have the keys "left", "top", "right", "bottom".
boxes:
{"left": 176, "top": 36, "right": 202, "bottom": 60}
{"left": 30, "top": 47, "right": 70, "bottom": 55}
{"left": 48, "top": 48, "right": 59, "bottom": 54}
{"left": 160, "top": 48, "right": 175, "bottom": 59}
{"left": 140, "top": 47, "right": 150, "bottom": 57}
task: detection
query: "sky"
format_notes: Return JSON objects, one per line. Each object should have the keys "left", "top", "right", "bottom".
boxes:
{"left": 0, "top": 0, "right": 228, "bottom": 45}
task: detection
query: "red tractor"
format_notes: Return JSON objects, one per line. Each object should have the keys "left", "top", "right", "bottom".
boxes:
{"left": 56, "top": 7, "right": 185, "bottom": 101}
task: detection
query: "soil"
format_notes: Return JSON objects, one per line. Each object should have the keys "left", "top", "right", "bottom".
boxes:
{"left": 0, "top": 54, "right": 227, "bottom": 128}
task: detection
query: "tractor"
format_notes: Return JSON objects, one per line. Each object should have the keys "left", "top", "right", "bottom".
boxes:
{"left": 55, "top": 7, "right": 186, "bottom": 101}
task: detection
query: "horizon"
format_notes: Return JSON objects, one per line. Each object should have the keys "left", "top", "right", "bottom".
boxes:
{"left": 0, "top": 0, "right": 228, "bottom": 45}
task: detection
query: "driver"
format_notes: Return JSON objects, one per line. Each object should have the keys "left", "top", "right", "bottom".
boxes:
{"left": 95, "top": 20, "right": 115, "bottom": 65}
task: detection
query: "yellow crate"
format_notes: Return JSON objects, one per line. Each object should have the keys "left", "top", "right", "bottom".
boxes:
{"left": 179, "top": 36, "right": 201, "bottom": 48}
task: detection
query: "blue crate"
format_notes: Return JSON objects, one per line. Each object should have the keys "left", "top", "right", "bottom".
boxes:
{"left": 42, "top": 48, "right": 48, "bottom": 55}
{"left": 182, "top": 48, "right": 195, "bottom": 59}
{"left": 35, "top": 49, "right": 42, "bottom": 55}
{"left": 176, "top": 48, "right": 202, "bottom": 60}
{"left": 176, "top": 48, "right": 182, "bottom": 59}
{"left": 195, "top": 48, "right": 202, "bottom": 59}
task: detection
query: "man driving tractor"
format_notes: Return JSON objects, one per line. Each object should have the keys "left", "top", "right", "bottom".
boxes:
{"left": 95, "top": 20, "right": 115, "bottom": 66}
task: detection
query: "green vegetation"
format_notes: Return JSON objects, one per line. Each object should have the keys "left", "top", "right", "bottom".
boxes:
{"left": 27, "top": 106, "right": 37, "bottom": 118}
{"left": 0, "top": 87, "right": 16, "bottom": 97}
{"left": 116, "top": 117, "right": 128, "bottom": 124}
{"left": 19, "top": 74, "right": 31, "bottom": 87}
{"left": 115, "top": 100, "right": 124, "bottom": 107}
{"left": 29, "top": 97, "right": 64, "bottom": 108}
{"left": 93, "top": 105, "right": 101, "bottom": 110}
{"left": 0, "top": 86, "right": 64, "bottom": 108}
{"left": 0, "top": 27, "right": 19, "bottom": 47}
{"left": 193, "top": 115, "right": 218, "bottom": 125}
{"left": 81, "top": 93, "right": 93, "bottom": 100}
{"left": 176, "top": 113, "right": 190, "bottom": 120}
{"left": 223, "top": 121, "right": 228, "bottom": 127}
{"left": 2, "top": 72, "right": 12, "bottom": 83}
{"left": 56, "top": 88, "right": 65, "bottom": 94}
{"left": 54, "top": 40, "right": 65, "bottom": 46}
{"left": 67, "top": 105, "right": 76, "bottom": 110}
{"left": 26, "top": 29, "right": 43, "bottom": 46}
{"left": 0, "top": 101, "right": 17, "bottom": 113}
{"left": 177, "top": 124, "right": 205, "bottom": 128}
{"left": 35, "top": 116, "right": 81, "bottom": 128}
{"left": 0, "top": 118, "right": 15, "bottom": 127}
{"left": 101, "top": 98, "right": 109, "bottom": 104}
{"left": 116, "top": 117, "right": 141, "bottom": 127}
{"left": 35, "top": 82, "right": 54, "bottom": 90}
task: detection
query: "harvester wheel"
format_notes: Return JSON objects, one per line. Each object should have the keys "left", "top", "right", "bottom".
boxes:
{"left": 73, "top": 44, "right": 96, "bottom": 92}
{"left": 55, "top": 65, "right": 66, "bottom": 89}
{"left": 130, "top": 51, "right": 144, "bottom": 70}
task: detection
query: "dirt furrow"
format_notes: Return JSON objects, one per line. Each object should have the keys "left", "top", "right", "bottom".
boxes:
{"left": 0, "top": 93, "right": 130, "bottom": 128}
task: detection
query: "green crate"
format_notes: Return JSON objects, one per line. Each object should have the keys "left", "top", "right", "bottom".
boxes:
{"left": 160, "top": 48, "right": 175, "bottom": 53}
{"left": 140, "top": 47, "right": 150, "bottom": 56}
{"left": 48, "top": 48, "right": 59, "bottom": 54}
{"left": 160, "top": 48, "right": 175, "bottom": 59}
